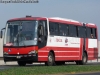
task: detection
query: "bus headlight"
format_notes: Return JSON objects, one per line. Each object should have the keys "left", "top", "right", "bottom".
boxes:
{"left": 28, "top": 50, "right": 36, "bottom": 54}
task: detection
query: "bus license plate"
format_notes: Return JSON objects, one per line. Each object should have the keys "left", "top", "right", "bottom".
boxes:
{"left": 16, "top": 56, "right": 21, "bottom": 58}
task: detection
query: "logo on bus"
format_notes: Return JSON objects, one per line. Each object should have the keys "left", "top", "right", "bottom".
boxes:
{"left": 8, "top": 49, "right": 11, "bottom": 52}
{"left": 65, "top": 38, "right": 68, "bottom": 43}
{"left": 65, "top": 38, "right": 68, "bottom": 46}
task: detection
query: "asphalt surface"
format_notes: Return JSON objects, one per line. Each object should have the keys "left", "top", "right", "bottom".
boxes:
{"left": 0, "top": 65, "right": 11, "bottom": 70}
{"left": 78, "top": 72, "right": 100, "bottom": 75}
{"left": 68, "top": 72, "right": 100, "bottom": 75}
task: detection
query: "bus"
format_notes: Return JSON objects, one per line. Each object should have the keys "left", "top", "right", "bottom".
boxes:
{"left": 0, "top": 16, "right": 98, "bottom": 66}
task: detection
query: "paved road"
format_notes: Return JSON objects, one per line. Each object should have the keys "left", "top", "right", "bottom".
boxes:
{"left": 68, "top": 72, "right": 100, "bottom": 75}
{"left": 0, "top": 65, "right": 12, "bottom": 70}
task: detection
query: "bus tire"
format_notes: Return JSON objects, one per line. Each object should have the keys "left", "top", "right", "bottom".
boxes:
{"left": 80, "top": 52, "right": 87, "bottom": 65}
{"left": 17, "top": 61, "right": 26, "bottom": 66}
{"left": 45, "top": 52, "right": 55, "bottom": 66}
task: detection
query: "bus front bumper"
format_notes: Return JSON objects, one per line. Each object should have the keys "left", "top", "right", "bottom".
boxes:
{"left": 4, "top": 54, "right": 38, "bottom": 62}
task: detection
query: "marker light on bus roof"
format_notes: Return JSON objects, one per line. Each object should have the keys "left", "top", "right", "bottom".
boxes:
{"left": 87, "top": 23, "right": 95, "bottom": 25}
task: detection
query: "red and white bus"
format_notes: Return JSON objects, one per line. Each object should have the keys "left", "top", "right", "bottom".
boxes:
{"left": 0, "top": 16, "right": 98, "bottom": 66}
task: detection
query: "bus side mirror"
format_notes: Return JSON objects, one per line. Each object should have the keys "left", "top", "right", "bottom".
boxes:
{"left": 0, "top": 28, "right": 5, "bottom": 38}
{"left": 0, "top": 31, "right": 2, "bottom": 38}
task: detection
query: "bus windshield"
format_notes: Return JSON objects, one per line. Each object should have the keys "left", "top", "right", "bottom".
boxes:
{"left": 4, "top": 21, "right": 38, "bottom": 46}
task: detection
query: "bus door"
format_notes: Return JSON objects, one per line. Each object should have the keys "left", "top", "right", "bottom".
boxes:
{"left": 83, "top": 24, "right": 87, "bottom": 52}
{"left": 78, "top": 24, "right": 87, "bottom": 59}
{"left": 38, "top": 21, "right": 48, "bottom": 49}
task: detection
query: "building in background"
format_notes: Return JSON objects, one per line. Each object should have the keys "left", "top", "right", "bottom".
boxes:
{"left": 0, "top": 38, "right": 3, "bottom": 58}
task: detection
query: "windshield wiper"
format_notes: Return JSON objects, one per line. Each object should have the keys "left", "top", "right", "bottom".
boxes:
{"left": 15, "top": 30, "right": 21, "bottom": 46}
{"left": 16, "top": 32, "right": 27, "bottom": 47}
{"left": 22, "top": 35, "right": 26, "bottom": 47}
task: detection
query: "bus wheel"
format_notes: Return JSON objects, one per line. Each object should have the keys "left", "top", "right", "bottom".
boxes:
{"left": 45, "top": 52, "right": 55, "bottom": 66}
{"left": 80, "top": 52, "right": 87, "bottom": 65}
{"left": 17, "top": 61, "right": 26, "bottom": 66}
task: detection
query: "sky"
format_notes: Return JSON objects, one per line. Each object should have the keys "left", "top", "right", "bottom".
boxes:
{"left": 0, "top": 0, "right": 100, "bottom": 39}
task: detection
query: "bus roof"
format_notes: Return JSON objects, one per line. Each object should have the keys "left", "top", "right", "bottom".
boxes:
{"left": 85, "top": 23, "right": 97, "bottom": 28}
{"left": 48, "top": 17, "right": 82, "bottom": 26}
{"left": 7, "top": 16, "right": 97, "bottom": 28}
{"left": 49, "top": 17, "right": 80, "bottom": 23}
{"left": 7, "top": 17, "right": 47, "bottom": 22}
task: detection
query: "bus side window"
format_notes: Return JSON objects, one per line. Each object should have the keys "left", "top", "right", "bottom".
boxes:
{"left": 49, "top": 22, "right": 59, "bottom": 36}
{"left": 49, "top": 22, "right": 54, "bottom": 35}
{"left": 86, "top": 27, "right": 91, "bottom": 38}
{"left": 90, "top": 28, "right": 94, "bottom": 39}
{"left": 95, "top": 29, "right": 97, "bottom": 38}
{"left": 78, "top": 26, "right": 86, "bottom": 38}
{"left": 54, "top": 23, "right": 59, "bottom": 35}
{"left": 78, "top": 26, "right": 82, "bottom": 37}
{"left": 76, "top": 26, "right": 78, "bottom": 37}
{"left": 69, "top": 25, "right": 77, "bottom": 37}
{"left": 59, "top": 24, "right": 63, "bottom": 36}
{"left": 59, "top": 23, "right": 68, "bottom": 36}
{"left": 92, "top": 28, "right": 97, "bottom": 39}
{"left": 74, "top": 26, "right": 77, "bottom": 37}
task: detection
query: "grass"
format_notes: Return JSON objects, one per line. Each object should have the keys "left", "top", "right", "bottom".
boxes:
{"left": 0, "top": 65, "right": 100, "bottom": 75}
